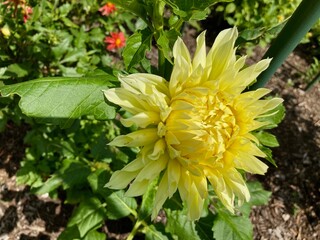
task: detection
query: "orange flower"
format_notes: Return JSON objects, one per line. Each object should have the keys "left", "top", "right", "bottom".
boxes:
{"left": 104, "top": 32, "right": 126, "bottom": 51}
{"left": 99, "top": 2, "right": 116, "bottom": 16}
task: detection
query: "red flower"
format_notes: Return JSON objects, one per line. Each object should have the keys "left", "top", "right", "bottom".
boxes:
{"left": 104, "top": 32, "right": 126, "bottom": 51}
{"left": 23, "top": 6, "right": 32, "bottom": 23}
{"left": 99, "top": 2, "right": 116, "bottom": 16}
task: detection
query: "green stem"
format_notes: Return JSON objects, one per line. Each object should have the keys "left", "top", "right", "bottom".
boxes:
{"left": 306, "top": 71, "right": 320, "bottom": 91}
{"left": 127, "top": 220, "right": 143, "bottom": 240}
{"left": 249, "top": 0, "right": 320, "bottom": 90}
{"left": 158, "top": 47, "right": 166, "bottom": 78}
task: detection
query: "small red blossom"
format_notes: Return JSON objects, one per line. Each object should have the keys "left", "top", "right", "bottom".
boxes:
{"left": 104, "top": 32, "right": 126, "bottom": 51}
{"left": 23, "top": 6, "right": 32, "bottom": 23}
{"left": 99, "top": 2, "right": 116, "bottom": 16}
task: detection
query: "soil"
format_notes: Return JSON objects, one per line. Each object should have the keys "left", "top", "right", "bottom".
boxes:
{"left": 1, "top": 30, "right": 320, "bottom": 240}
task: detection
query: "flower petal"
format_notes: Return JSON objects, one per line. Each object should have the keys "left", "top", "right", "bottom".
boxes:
{"left": 206, "top": 27, "right": 238, "bottom": 81}
{"left": 120, "top": 111, "right": 160, "bottom": 128}
{"left": 108, "top": 128, "right": 159, "bottom": 147}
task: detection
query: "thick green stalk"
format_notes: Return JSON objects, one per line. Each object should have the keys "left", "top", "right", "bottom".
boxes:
{"left": 249, "top": 0, "right": 320, "bottom": 90}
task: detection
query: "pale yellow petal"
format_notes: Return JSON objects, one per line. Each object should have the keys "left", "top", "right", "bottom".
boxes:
{"left": 233, "top": 58, "right": 271, "bottom": 91}
{"left": 103, "top": 88, "right": 151, "bottom": 114}
{"left": 192, "top": 31, "right": 207, "bottom": 70}
{"left": 125, "top": 179, "right": 149, "bottom": 197}
{"left": 120, "top": 111, "right": 160, "bottom": 128}
{"left": 206, "top": 27, "right": 238, "bottom": 81}
{"left": 167, "top": 159, "right": 181, "bottom": 197}
{"left": 152, "top": 171, "right": 170, "bottom": 219}
{"left": 223, "top": 169, "right": 250, "bottom": 203}
{"left": 120, "top": 73, "right": 169, "bottom": 96}
{"left": 169, "top": 38, "right": 192, "bottom": 96}
{"left": 105, "top": 158, "right": 144, "bottom": 189}
{"left": 207, "top": 171, "right": 234, "bottom": 213}
{"left": 108, "top": 128, "right": 158, "bottom": 147}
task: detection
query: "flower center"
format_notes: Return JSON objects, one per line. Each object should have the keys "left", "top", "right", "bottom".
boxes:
{"left": 115, "top": 38, "right": 122, "bottom": 47}
{"left": 165, "top": 87, "right": 238, "bottom": 169}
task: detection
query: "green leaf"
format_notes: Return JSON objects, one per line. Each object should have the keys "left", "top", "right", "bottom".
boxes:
{"left": 163, "top": 0, "right": 231, "bottom": 20}
{"left": 0, "top": 71, "right": 116, "bottom": 128}
{"left": 5, "top": 63, "right": 29, "bottom": 78}
{"left": 83, "top": 229, "right": 106, "bottom": 240}
{"left": 123, "top": 28, "right": 153, "bottom": 71}
{"left": 87, "top": 169, "right": 112, "bottom": 199}
{"left": 58, "top": 225, "right": 80, "bottom": 240}
{"left": 16, "top": 161, "right": 43, "bottom": 188}
{"left": 109, "top": 0, "right": 149, "bottom": 25}
{"left": 212, "top": 209, "right": 253, "bottom": 240}
{"left": 240, "top": 181, "right": 272, "bottom": 216}
{"left": 195, "top": 212, "right": 215, "bottom": 240}
{"left": 259, "top": 145, "right": 277, "bottom": 167}
{"left": 35, "top": 161, "right": 91, "bottom": 195}
{"left": 156, "top": 29, "right": 180, "bottom": 64}
{"left": 67, "top": 197, "right": 107, "bottom": 238}
{"left": 247, "top": 181, "right": 271, "bottom": 206}
{"left": 139, "top": 178, "right": 158, "bottom": 220}
{"left": 165, "top": 209, "right": 200, "bottom": 239}
{"left": 257, "top": 102, "right": 285, "bottom": 129}
{"left": 105, "top": 190, "right": 138, "bottom": 220}
{"left": 254, "top": 131, "right": 279, "bottom": 147}
{"left": 144, "top": 224, "right": 169, "bottom": 240}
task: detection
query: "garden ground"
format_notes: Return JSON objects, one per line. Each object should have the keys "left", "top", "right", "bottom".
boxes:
{"left": 0, "top": 29, "right": 319, "bottom": 240}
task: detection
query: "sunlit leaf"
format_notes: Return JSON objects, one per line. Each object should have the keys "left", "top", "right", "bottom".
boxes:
{"left": 67, "top": 197, "right": 107, "bottom": 238}
{"left": 165, "top": 209, "right": 200, "bottom": 239}
{"left": 123, "top": 28, "right": 153, "bottom": 71}
{"left": 254, "top": 131, "right": 279, "bottom": 147}
{"left": 145, "top": 224, "right": 169, "bottom": 240}
{"left": 256, "top": 102, "right": 285, "bottom": 129}
{"left": 240, "top": 181, "right": 272, "bottom": 216}
{"left": 105, "top": 190, "right": 138, "bottom": 220}
{"left": 83, "top": 229, "right": 106, "bottom": 240}
{"left": 212, "top": 209, "right": 252, "bottom": 240}
{"left": 0, "top": 71, "right": 116, "bottom": 128}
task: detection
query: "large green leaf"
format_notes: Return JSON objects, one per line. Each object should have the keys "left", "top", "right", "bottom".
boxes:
{"left": 144, "top": 225, "right": 169, "bottom": 240}
{"left": 105, "top": 190, "right": 138, "bottom": 220}
{"left": 123, "top": 28, "right": 153, "bottom": 71}
{"left": 240, "top": 181, "right": 272, "bottom": 217}
{"left": 212, "top": 209, "right": 253, "bottom": 240}
{"left": 165, "top": 209, "right": 200, "bottom": 239}
{"left": 0, "top": 72, "right": 116, "bottom": 128}
{"left": 195, "top": 212, "right": 215, "bottom": 240}
{"left": 67, "top": 197, "right": 107, "bottom": 238}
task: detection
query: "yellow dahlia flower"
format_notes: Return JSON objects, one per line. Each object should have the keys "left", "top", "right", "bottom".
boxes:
{"left": 104, "top": 27, "right": 283, "bottom": 220}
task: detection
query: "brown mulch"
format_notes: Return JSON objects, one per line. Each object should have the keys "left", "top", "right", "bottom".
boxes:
{"left": 250, "top": 48, "right": 320, "bottom": 240}
{"left": 0, "top": 31, "right": 319, "bottom": 239}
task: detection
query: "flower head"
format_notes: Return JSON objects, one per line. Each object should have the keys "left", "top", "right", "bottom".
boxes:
{"left": 104, "top": 32, "right": 126, "bottom": 51}
{"left": 99, "top": 2, "right": 116, "bottom": 16}
{"left": 104, "top": 27, "right": 283, "bottom": 220}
